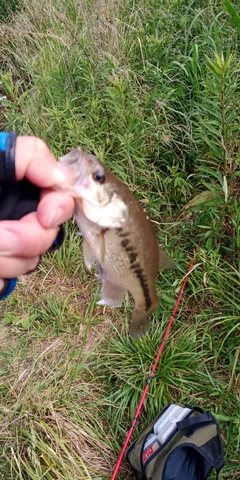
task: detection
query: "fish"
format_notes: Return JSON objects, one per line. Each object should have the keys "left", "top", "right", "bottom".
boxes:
{"left": 58, "top": 147, "right": 177, "bottom": 337}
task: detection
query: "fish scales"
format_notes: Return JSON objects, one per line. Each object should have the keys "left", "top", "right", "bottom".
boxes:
{"left": 57, "top": 147, "right": 176, "bottom": 337}
{"left": 75, "top": 197, "right": 159, "bottom": 312}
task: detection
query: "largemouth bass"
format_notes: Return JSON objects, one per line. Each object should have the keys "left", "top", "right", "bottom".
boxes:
{"left": 58, "top": 148, "right": 176, "bottom": 337}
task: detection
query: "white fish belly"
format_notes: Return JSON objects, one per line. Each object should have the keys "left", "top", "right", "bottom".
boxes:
{"left": 75, "top": 210, "right": 157, "bottom": 311}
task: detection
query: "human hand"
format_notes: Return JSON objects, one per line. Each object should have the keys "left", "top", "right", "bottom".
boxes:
{"left": 0, "top": 135, "right": 74, "bottom": 289}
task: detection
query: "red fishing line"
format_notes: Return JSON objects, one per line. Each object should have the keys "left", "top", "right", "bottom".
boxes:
{"left": 111, "top": 236, "right": 203, "bottom": 480}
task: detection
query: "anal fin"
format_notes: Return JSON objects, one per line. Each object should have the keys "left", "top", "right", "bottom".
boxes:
{"left": 97, "top": 280, "right": 127, "bottom": 308}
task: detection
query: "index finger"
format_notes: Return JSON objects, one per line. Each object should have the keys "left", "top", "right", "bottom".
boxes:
{"left": 0, "top": 212, "right": 60, "bottom": 257}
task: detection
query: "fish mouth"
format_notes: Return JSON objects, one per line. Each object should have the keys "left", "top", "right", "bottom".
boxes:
{"left": 59, "top": 147, "right": 129, "bottom": 227}
{"left": 71, "top": 148, "right": 91, "bottom": 192}
{"left": 59, "top": 147, "right": 108, "bottom": 203}
{"left": 58, "top": 147, "right": 90, "bottom": 195}
{"left": 62, "top": 148, "right": 100, "bottom": 205}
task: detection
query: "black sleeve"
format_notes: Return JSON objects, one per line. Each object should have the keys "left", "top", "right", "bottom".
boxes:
{"left": 0, "top": 181, "right": 41, "bottom": 221}
{"left": 0, "top": 132, "right": 41, "bottom": 220}
{"left": 0, "top": 134, "right": 64, "bottom": 247}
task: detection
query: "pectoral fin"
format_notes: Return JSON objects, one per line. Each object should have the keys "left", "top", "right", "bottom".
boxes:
{"left": 158, "top": 247, "right": 177, "bottom": 270}
{"left": 83, "top": 240, "right": 95, "bottom": 269}
{"left": 99, "top": 231, "right": 106, "bottom": 263}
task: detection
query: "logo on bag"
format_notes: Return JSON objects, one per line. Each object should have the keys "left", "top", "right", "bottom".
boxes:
{"left": 142, "top": 440, "right": 161, "bottom": 464}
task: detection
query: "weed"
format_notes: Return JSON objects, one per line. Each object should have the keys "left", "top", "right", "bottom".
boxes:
{"left": 0, "top": 0, "right": 239, "bottom": 478}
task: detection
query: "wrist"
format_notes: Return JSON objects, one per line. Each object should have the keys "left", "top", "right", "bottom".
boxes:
{"left": 0, "top": 278, "right": 17, "bottom": 300}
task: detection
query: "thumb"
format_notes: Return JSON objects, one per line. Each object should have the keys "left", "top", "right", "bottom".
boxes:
{"left": 15, "top": 136, "right": 70, "bottom": 188}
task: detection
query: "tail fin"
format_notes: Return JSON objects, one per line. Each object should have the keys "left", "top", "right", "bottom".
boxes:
{"left": 129, "top": 303, "right": 158, "bottom": 338}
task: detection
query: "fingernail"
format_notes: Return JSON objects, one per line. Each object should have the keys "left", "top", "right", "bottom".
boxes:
{"left": 53, "top": 164, "right": 69, "bottom": 185}
{"left": 45, "top": 207, "right": 66, "bottom": 228}
{"left": 0, "top": 231, "right": 17, "bottom": 255}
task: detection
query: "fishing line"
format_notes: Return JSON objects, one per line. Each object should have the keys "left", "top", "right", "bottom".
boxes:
{"left": 111, "top": 235, "right": 203, "bottom": 480}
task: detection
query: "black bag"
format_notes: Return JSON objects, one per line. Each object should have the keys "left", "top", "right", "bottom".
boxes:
{"left": 126, "top": 404, "right": 224, "bottom": 480}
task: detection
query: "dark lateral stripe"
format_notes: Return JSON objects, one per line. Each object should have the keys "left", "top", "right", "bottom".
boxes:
{"left": 118, "top": 229, "right": 129, "bottom": 238}
{"left": 129, "top": 251, "right": 138, "bottom": 263}
{"left": 121, "top": 238, "right": 130, "bottom": 248}
{"left": 132, "top": 266, "right": 152, "bottom": 310}
{"left": 125, "top": 246, "right": 135, "bottom": 253}
{"left": 120, "top": 238, "right": 152, "bottom": 310}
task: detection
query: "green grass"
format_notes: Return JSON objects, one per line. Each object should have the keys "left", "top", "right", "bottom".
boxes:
{"left": 0, "top": 0, "right": 240, "bottom": 478}
{"left": 0, "top": 0, "right": 18, "bottom": 22}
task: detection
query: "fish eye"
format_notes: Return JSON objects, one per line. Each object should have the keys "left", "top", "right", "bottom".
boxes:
{"left": 93, "top": 171, "right": 106, "bottom": 184}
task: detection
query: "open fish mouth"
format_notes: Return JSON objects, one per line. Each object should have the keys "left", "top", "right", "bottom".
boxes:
{"left": 58, "top": 148, "right": 89, "bottom": 195}
{"left": 59, "top": 148, "right": 129, "bottom": 228}
{"left": 59, "top": 148, "right": 94, "bottom": 199}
